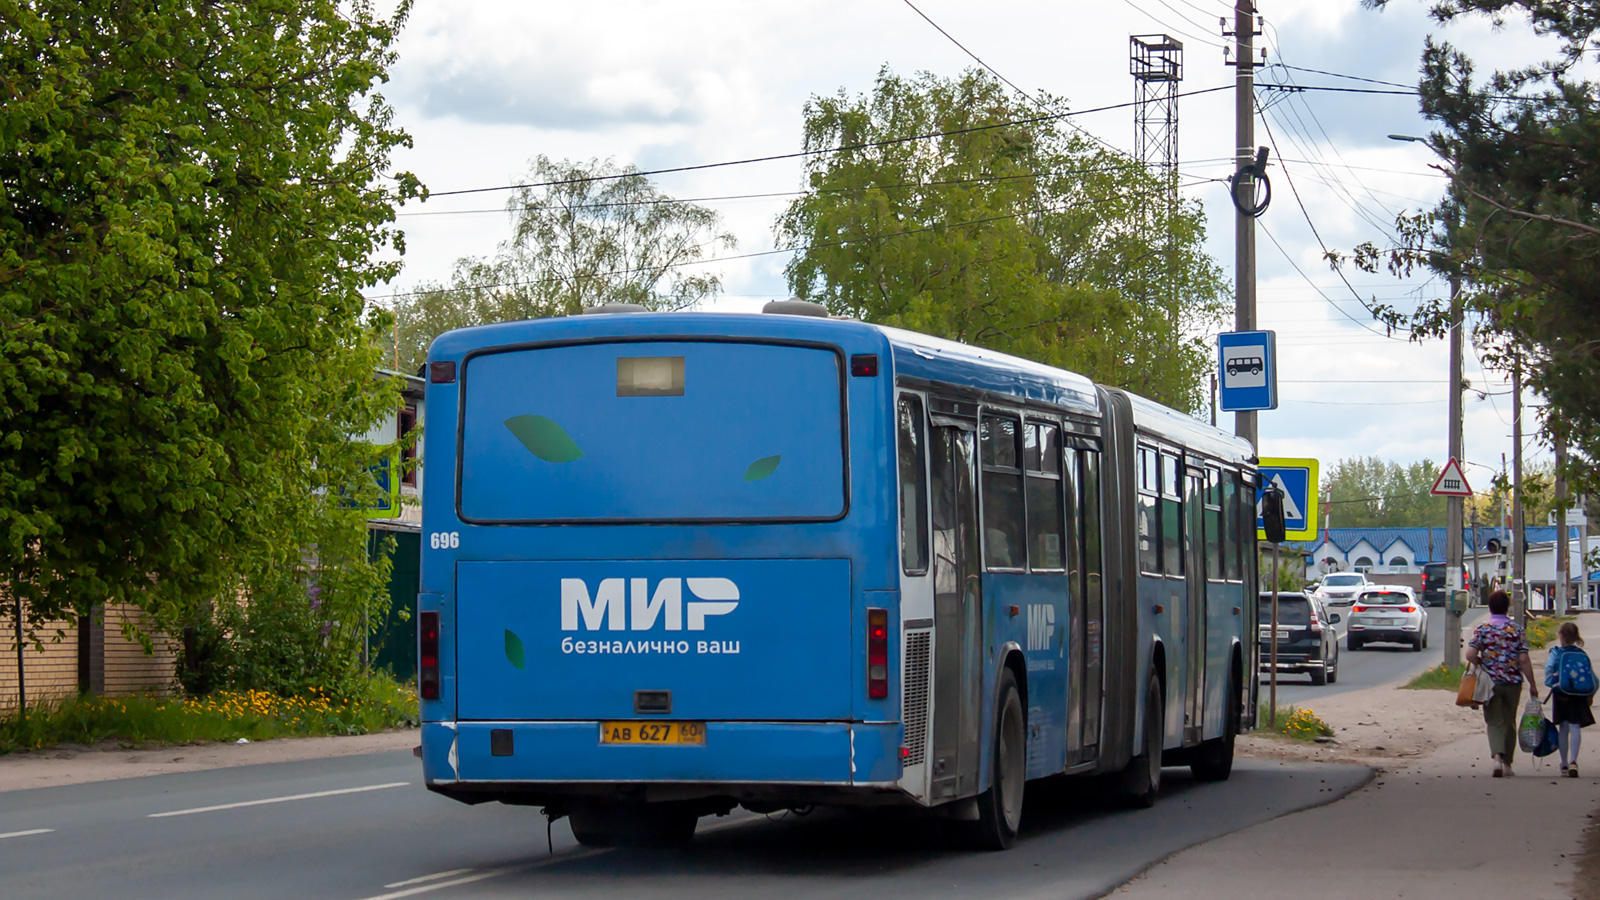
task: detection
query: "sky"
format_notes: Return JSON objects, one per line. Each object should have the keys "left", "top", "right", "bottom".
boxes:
{"left": 372, "top": 0, "right": 1570, "bottom": 487}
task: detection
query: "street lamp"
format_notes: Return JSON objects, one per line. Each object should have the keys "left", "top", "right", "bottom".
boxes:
{"left": 1389, "top": 133, "right": 1468, "bottom": 665}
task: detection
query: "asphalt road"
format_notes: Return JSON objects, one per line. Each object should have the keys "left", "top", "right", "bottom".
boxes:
{"left": 1263, "top": 606, "right": 1486, "bottom": 707}
{"left": 0, "top": 749, "right": 1370, "bottom": 900}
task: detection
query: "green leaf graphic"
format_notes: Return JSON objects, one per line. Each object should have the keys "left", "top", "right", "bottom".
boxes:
{"left": 504, "top": 629, "right": 526, "bottom": 670}
{"left": 503, "top": 415, "right": 584, "bottom": 463}
{"left": 744, "top": 455, "right": 781, "bottom": 482}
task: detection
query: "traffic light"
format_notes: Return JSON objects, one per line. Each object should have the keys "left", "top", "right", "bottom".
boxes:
{"left": 1261, "top": 483, "right": 1287, "bottom": 544}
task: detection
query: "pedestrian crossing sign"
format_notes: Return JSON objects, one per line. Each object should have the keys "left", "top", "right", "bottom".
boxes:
{"left": 1256, "top": 457, "right": 1319, "bottom": 542}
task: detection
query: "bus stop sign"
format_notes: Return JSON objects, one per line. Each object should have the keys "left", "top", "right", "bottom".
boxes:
{"left": 1217, "top": 330, "right": 1278, "bottom": 412}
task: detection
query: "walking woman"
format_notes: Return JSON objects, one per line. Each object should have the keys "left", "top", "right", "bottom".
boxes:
{"left": 1467, "top": 590, "right": 1539, "bottom": 776}
{"left": 1544, "top": 622, "right": 1596, "bottom": 777}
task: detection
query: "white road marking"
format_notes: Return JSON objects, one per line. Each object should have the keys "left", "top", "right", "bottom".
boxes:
{"left": 148, "top": 782, "right": 410, "bottom": 818}
{"left": 383, "top": 869, "right": 473, "bottom": 889}
{"left": 0, "top": 828, "right": 54, "bottom": 840}
{"left": 358, "top": 849, "right": 607, "bottom": 900}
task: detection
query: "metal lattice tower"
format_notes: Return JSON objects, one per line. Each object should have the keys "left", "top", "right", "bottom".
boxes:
{"left": 1130, "top": 35, "right": 1183, "bottom": 200}
{"left": 1130, "top": 35, "right": 1183, "bottom": 328}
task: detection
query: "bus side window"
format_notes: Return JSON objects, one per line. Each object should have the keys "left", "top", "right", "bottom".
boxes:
{"left": 1137, "top": 446, "right": 1159, "bottom": 574}
{"left": 980, "top": 413, "right": 1026, "bottom": 570}
{"left": 1204, "top": 466, "right": 1223, "bottom": 580}
{"left": 1024, "top": 422, "right": 1064, "bottom": 571}
{"left": 897, "top": 396, "right": 929, "bottom": 574}
{"left": 1080, "top": 450, "right": 1103, "bottom": 601}
{"left": 1160, "top": 451, "right": 1182, "bottom": 575}
{"left": 1222, "top": 470, "right": 1242, "bottom": 581}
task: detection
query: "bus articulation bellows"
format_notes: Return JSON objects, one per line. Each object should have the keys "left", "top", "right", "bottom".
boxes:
{"left": 417, "top": 305, "right": 1260, "bottom": 850}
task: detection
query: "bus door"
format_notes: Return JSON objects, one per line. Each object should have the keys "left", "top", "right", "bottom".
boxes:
{"left": 1073, "top": 446, "right": 1105, "bottom": 761}
{"left": 928, "top": 408, "right": 983, "bottom": 802}
{"left": 1183, "top": 468, "right": 1207, "bottom": 745}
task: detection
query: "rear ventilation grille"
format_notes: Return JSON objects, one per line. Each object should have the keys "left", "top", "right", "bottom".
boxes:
{"left": 902, "top": 630, "right": 931, "bottom": 767}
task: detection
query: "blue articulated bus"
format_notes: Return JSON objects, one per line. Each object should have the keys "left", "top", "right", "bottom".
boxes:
{"left": 417, "top": 302, "right": 1261, "bottom": 850}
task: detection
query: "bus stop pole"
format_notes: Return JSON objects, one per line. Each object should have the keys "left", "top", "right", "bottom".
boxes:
{"left": 1269, "top": 542, "right": 1280, "bottom": 728}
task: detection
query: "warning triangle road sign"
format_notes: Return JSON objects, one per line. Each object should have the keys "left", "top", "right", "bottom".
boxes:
{"left": 1430, "top": 458, "right": 1473, "bottom": 497}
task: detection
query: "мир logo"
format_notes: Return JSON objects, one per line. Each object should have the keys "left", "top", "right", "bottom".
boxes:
{"left": 560, "top": 577, "right": 739, "bottom": 632}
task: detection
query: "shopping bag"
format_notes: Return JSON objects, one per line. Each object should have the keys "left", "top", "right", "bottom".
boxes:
{"left": 1519, "top": 699, "right": 1545, "bottom": 752}
{"left": 1534, "top": 717, "right": 1560, "bottom": 758}
{"left": 1457, "top": 665, "right": 1481, "bottom": 707}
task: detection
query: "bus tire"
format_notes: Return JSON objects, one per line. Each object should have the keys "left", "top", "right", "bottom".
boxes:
{"left": 1121, "top": 673, "right": 1164, "bottom": 808}
{"left": 1191, "top": 665, "right": 1239, "bottom": 783}
{"left": 966, "top": 668, "right": 1025, "bottom": 850}
{"left": 567, "top": 802, "right": 698, "bottom": 848}
{"left": 567, "top": 803, "right": 616, "bottom": 848}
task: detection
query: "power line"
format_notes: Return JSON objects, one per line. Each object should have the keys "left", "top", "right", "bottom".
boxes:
{"left": 1258, "top": 221, "right": 1403, "bottom": 340}
{"left": 1257, "top": 108, "right": 1404, "bottom": 336}
{"left": 398, "top": 157, "right": 1233, "bottom": 218}
{"left": 369, "top": 178, "right": 1195, "bottom": 302}
{"left": 1264, "top": 63, "right": 1415, "bottom": 91}
{"left": 422, "top": 86, "right": 1231, "bottom": 199}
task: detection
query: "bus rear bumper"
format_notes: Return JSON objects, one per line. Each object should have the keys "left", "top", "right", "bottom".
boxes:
{"left": 420, "top": 720, "right": 903, "bottom": 789}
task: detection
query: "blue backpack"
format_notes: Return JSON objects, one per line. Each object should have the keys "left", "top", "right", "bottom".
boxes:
{"left": 1553, "top": 646, "right": 1599, "bottom": 697}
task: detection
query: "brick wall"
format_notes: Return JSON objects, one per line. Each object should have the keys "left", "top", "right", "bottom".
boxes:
{"left": 0, "top": 616, "right": 78, "bottom": 713}
{"left": 101, "top": 605, "right": 176, "bottom": 697}
{"left": 0, "top": 601, "right": 176, "bottom": 713}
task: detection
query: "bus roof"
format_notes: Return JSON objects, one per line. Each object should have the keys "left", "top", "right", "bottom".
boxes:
{"left": 429, "top": 311, "right": 1246, "bottom": 462}
{"left": 1124, "top": 391, "right": 1256, "bottom": 466}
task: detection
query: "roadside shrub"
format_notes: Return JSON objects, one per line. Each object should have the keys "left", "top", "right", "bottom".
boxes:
{"left": 1526, "top": 615, "right": 1573, "bottom": 650}
{"left": 0, "top": 676, "right": 416, "bottom": 755}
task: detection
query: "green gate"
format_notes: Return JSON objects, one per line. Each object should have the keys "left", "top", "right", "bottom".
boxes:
{"left": 368, "top": 529, "right": 420, "bottom": 681}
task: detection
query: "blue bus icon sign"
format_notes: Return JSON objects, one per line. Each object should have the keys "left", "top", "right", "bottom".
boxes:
{"left": 1218, "top": 330, "right": 1277, "bottom": 412}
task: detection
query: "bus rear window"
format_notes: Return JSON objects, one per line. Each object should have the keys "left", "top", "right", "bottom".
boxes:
{"left": 458, "top": 341, "right": 846, "bottom": 522}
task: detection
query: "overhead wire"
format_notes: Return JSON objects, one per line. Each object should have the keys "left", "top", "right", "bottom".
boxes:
{"left": 369, "top": 177, "right": 1203, "bottom": 303}
{"left": 421, "top": 84, "right": 1236, "bottom": 199}
{"left": 897, "top": 0, "right": 1133, "bottom": 157}
{"left": 1256, "top": 107, "right": 1407, "bottom": 339}
{"left": 400, "top": 157, "right": 1235, "bottom": 218}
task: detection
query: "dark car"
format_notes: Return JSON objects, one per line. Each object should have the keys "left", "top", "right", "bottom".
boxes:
{"left": 1258, "top": 592, "right": 1341, "bottom": 685}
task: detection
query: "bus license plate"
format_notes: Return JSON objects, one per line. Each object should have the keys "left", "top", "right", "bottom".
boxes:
{"left": 600, "top": 721, "right": 706, "bottom": 746}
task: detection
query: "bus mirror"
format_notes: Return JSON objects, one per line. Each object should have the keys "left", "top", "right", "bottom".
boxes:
{"left": 1261, "top": 484, "right": 1287, "bottom": 544}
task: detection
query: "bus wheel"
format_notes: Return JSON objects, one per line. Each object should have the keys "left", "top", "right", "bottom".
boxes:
{"left": 567, "top": 802, "right": 698, "bottom": 848}
{"left": 1191, "top": 665, "right": 1239, "bottom": 782}
{"left": 567, "top": 803, "right": 616, "bottom": 848}
{"left": 967, "top": 668, "right": 1025, "bottom": 850}
{"left": 1121, "top": 673, "right": 1164, "bottom": 808}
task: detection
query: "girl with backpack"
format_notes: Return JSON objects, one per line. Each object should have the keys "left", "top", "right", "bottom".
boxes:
{"left": 1545, "top": 621, "right": 1596, "bottom": 777}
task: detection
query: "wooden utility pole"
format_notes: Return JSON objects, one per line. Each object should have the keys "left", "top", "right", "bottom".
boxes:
{"left": 1557, "top": 435, "right": 1570, "bottom": 612}
{"left": 1512, "top": 351, "right": 1526, "bottom": 626}
{"left": 1230, "top": 0, "right": 1258, "bottom": 451}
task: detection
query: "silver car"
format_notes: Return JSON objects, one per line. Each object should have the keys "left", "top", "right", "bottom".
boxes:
{"left": 1346, "top": 586, "right": 1428, "bottom": 652}
{"left": 1316, "top": 572, "right": 1372, "bottom": 607}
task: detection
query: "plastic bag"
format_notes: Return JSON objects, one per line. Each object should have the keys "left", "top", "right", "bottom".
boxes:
{"left": 1519, "top": 699, "right": 1545, "bottom": 753}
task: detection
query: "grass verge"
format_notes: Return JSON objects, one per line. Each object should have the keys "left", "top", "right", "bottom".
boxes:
{"left": 1404, "top": 663, "right": 1468, "bottom": 691}
{"left": 1255, "top": 703, "right": 1335, "bottom": 741}
{"left": 0, "top": 676, "right": 417, "bottom": 755}
{"left": 1527, "top": 615, "right": 1574, "bottom": 650}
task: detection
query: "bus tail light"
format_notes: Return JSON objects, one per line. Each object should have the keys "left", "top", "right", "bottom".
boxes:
{"left": 420, "top": 611, "right": 441, "bottom": 701}
{"left": 867, "top": 607, "right": 889, "bottom": 699}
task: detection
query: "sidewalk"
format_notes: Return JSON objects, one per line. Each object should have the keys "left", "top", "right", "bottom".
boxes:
{"left": 1121, "top": 645, "right": 1600, "bottom": 899}
{"left": 0, "top": 729, "right": 417, "bottom": 792}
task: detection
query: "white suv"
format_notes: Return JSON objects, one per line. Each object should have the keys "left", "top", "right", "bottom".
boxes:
{"left": 1315, "top": 572, "right": 1371, "bottom": 607}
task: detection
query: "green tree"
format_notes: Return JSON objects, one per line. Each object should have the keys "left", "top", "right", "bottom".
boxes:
{"left": 1358, "top": 1, "right": 1600, "bottom": 482}
{"left": 392, "top": 156, "right": 736, "bottom": 372}
{"left": 1321, "top": 456, "right": 1450, "bottom": 528}
{"left": 776, "top": 68, "right": 1229, "bottom": 412}
{"left": 0, "top": 1, "right": 415, "bottom": 650}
